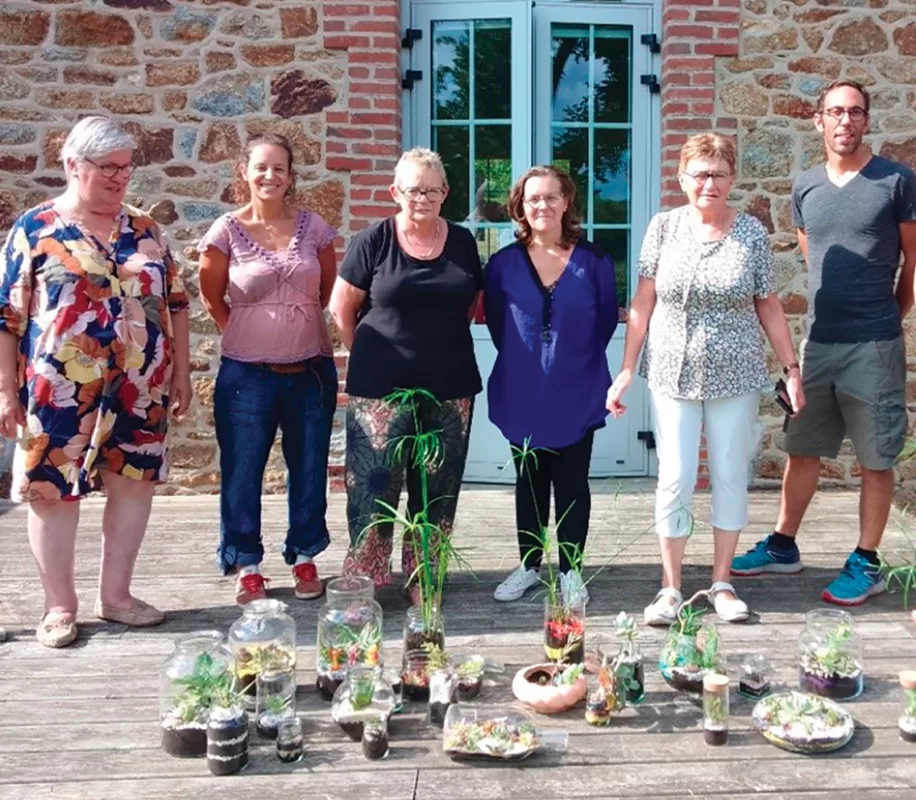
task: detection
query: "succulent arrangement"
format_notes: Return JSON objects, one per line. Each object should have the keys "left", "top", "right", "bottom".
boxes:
{"left": 753, "top": 692, "right": 854, "bottom": 754}
{"left": 798, "top": 621, "right": 864, "bottom": 701}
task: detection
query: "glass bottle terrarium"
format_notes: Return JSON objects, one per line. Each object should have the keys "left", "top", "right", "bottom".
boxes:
{"left": 738, "top": 653, "right": 772, "bottom": 699}
{"left": 361, "top": 714, "right": 390, "bottom": 760}
{"left": 276, "top": 717, "right": 304, "bottom": 763}
{"left": 899, "top": 670, "right": 916, "bottom": 743}
{"left": 316, "top": 576, "right": 383, "bottom": 701}
{"left": 614, "top": 612, "right": 645, "bottom": 704}
{"left": 403, "top": 604, "right": 445, "bottom": 653}
{"left": 229, "top": 599, "right": 296, "bottom": 709}
{"left": 703, "top": 673, "right": 730, "bottom": 746}
{"left": 658, "top": 609, "right": 724, "bottom": 698}
{"left": 255, "top": 669, "right": 296, "bottom": 739}
{"left": 797, "top": 609, "right": 864, "bottom": 701}
{"left": 544, "top": 599, "right": 585, "bottom": 665}
{"left": 331, "top": 666, "right": 395, "bottom": 741}
{"left": 160, "top": 631, "right": 234, "bottom": 758}
{"left": 402, "top": 648, "right": 432, "bottom": 702}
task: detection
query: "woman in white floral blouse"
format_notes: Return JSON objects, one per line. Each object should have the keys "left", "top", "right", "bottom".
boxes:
{"left": 607, "top": 133, "right": 805, "bottom": 626}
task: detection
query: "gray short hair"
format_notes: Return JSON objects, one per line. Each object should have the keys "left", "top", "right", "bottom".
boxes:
{"left": 61, "top": 116, "right": 136, "bottom": 172}
{"left": 394, "top": 147, "right": 449, "bottom": 188}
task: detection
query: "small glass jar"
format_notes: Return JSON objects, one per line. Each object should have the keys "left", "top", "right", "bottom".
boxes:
{"left": 899, "top": 670, "right": 916, "bottom": 743}
{"left": 738, "top": 653, "right": 772, "bottom": 699}
{"left": 331, "top": 666, "right": 395, "bottom": 741}
{"left": 403, "top": 605, "right": 445, "bottom": 653}
{"left": 316, "top": 576, "right": 383, "bottom": 701}
{"left": 160, "top": 631, "right": 234, "bottom": 758}
{"left": 401, "top": 649, "right": 431, "bottom": 702}
{"left": 544, "top": 599, "right": 585, "bottom": 665}
{"left": 797, "top": 609, "right": 864, "bottom": 701}
{"left": 428, "top": 666, "right": 457, "bottom": 728}
{"left": 229, "top": 599, "right": 296, "bottom": 709}
{"left": 276, "top": 717, "right": 304, "bottom": 763}
{"left": 703, "top": 673, "right": 729, "bottom": 746}
{"left": 361, "top": 714, "right": 390, "bottom": 760}
{"left": 255, "top": 669, "right": 296, "bottom": 739}
{"left": 584, "top": 672, "right": 615, "bottom": 727}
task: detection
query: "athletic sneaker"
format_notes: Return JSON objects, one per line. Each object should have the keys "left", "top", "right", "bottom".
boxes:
{"left": 731, "top": 534, "right": 804, "bottom": 576}
{"left": 822, "top": 552, "right": 885, "bottom": 606}
{"left": 494, "top": 565, "right": 540, "bottom": 602}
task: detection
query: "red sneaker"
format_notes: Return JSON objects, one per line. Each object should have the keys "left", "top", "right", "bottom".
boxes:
{"left": 235, "top": 572, "right": 269, "bottom": 605}
{"left": 293, "top": 562, "right": 324, "bottom": 600}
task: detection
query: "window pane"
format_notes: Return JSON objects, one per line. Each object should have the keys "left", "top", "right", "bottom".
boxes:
{"left": 552, "top": 125, "right": 588, "bottom": 219}
{"left": 433, "top": 21, "right": 470, "bottom": 121}
{"left": 434, "top": 125, "right": 470, "bottom": 221}
{"left": 474, "top": 125, "right": 511, "bottom": 222}
{"left": 594, "top": 129, "right": 630, "bottom": 224}
{"left": 594, "top": 228, "right": 630, "bottom": 304}
{"left": 594, "top": 27, "right": 630, "bottom": 124}
{"left": 552, "top": 25, "right": 588, "bottom": 123}
{"left": 474, "top": 20, "right": 511, "bottom": 120}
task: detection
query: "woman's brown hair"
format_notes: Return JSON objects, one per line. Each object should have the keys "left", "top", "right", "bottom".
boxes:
{"left": 229, "top": 133, "right": 296, "bottom": 205}
{"left": 507, "top": 165, "right": 582, "bottom": 248}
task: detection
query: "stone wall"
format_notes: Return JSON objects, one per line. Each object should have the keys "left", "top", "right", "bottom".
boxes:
{"left": 0, "top": 0, "right": 400, "bottom": 494}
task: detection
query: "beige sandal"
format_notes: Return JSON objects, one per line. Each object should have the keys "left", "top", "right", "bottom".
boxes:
{"left": 94, "top": 597, "right": 165, "bottom": 627}
{"left": 36, "top": 611, "right": 78, "bottom": 648}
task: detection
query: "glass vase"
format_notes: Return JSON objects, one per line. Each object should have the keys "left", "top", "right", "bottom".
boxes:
{"left": 403, "top": 604, "right": 445, "bottom": 653}
{"left": 361, "top": 714, "right": 390, "bottom": 760}
{"left": 703, "top": 673, "right": 729, "bottom": 746}
{"left": 544, "top": 599, "right": 585, "bottom": 665}
{"left": 616, "top": 640, "right": 645, "bottom": 704}
{"left": 658, "top": 618, "right": 724, "bottom": 699}
{"left": 797, "top": 609, "right": 864, "bottom": 701}
{"left": 738, "top": 653, "right": 772, "bottom": 699}
{"left": 228, "top": 599, "right": 296, "bottom": 709}
{"left": 402, "top": 649, "right": 431, "bottom": 702}
{"left": 255, "top": 669, "right": 296, "bottom": 739}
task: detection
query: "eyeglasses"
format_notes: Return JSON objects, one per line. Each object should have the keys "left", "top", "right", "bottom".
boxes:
{"left": 523, "top": 194, "right": 564, "bottom": 208}
{"left": 85, "top": 159, "right": 136, "bottom": 179}
{"left": 399, "top": 186, "right": 446, "bottom": 201}
{"left": 820, "top": 106, "right": 868, "bottom": 122}
{"left": 682, "top": 171, "right": 732, "bottom": 184}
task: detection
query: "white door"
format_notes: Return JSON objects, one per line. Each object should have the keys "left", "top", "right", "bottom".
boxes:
{"left": 408, "top": 0, "right": 658, "bottom": 482}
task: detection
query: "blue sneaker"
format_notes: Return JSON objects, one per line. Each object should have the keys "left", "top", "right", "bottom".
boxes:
{"left": 822, "top": 553, "right": 885, "bottom": 606}
{"left": 731, "top": 534, "right": 803, "bottom": 576}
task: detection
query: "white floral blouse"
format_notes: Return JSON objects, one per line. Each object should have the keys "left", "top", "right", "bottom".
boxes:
{"left": 638, "top": 206, "right": 775, "bottom": 400}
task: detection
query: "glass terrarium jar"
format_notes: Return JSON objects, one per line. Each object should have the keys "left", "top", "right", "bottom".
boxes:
{"left": 402, "top": 649, "right": 431, "bottom": 702}
{"left": 658, "top": 617, "right": 724, "bottom": 698}
{"left": 442, "top": 705, "right": 569, "bottom": 762}
{"left": 316, "top": 576, "right": 383, "bottom": 701}
{"left": 276, "top": 717, "right": 304, "bottom": 763}
{"left": 160, "top": 631, "right": 234, "bottom": 758}
{"left": 229, "top": 599, "right": 296, "bottom": 708}
{"left": 899, "top": 670, "right": 916, "bottom": 743}
{"left": 331, "top": 666, "right": 395, "bottom": 741}
{"left": 703, "top": 673, "right": 730, "bottom": 746}
{"left": 255, "top": 669, "right": 296, "bottom": 739}
{"left": 361, "top": 714, "right": 390, "bottom": 760}
{"left": 544, "top": 600, "right": 585, "bottom": 664}
{"left": 797, "top": 609, "right": 864, "bottom": 701}
{"left": 403, "top": 604, "right": 445, "bottom": 653}
{"left": 738, "top": 653, "right": 772, "bottom": 699}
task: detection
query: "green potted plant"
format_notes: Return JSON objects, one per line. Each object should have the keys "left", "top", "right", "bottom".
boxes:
{"left": 161, "top": 651, "right": 232, "bottom": 758}
{"left": 658, "top": 592, "right": 724, "bottom": 698}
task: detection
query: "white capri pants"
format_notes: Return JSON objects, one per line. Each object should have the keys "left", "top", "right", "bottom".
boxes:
{"left": 651, "top": 390, "right": 762, "bottom": 538}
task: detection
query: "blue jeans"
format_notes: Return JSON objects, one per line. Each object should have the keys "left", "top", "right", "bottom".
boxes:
{"left": 214, "top": 356, "right": 337, "bottom": 574}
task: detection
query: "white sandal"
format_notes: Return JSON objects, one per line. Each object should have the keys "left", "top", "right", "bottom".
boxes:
{"left": 644, "top": 587, "right": 683, "bottom": 627}
{"left": 709, "top": 581, "right": 750, "bottom": 622}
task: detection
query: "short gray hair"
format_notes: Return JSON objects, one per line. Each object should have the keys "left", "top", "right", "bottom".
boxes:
{"left": 394, "top": 147, "right": 449, "bottom": 188}
{"left": 61, "top": 116, "right": 136, "bottom": 171}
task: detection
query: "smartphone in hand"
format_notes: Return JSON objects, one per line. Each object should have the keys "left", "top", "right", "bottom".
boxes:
{"left": 774, "top": 378, "right": 794, "bottom": 416}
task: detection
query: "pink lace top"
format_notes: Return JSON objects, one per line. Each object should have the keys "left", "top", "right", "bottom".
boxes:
{"left": 197, "top": 210, "right": 336, "bottom": 363}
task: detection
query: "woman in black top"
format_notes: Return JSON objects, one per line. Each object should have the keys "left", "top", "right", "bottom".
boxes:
{"left": 329, "top": 148, "right": 482, "bottom": 601}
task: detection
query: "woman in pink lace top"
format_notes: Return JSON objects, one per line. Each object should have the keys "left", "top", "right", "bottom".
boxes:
{"left": 198, "top": 134, "right": 338, "bottom": 605}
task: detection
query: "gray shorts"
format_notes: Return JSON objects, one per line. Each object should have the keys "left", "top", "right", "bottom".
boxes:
{"left": 783, "top": 337, "right": 907, "bottom": 470}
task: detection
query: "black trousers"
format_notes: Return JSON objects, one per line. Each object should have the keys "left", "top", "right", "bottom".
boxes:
{"left": 511, "top": 430, "right": 595, "bottom": 574}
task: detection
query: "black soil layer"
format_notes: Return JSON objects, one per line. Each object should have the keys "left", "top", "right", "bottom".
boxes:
{"left": 799, "top": 670, "right": 861, "bottom": 701}
{"left": 208, "top": 750, "right": 249, "bottom": 776}
{"left": 338, "top": 719, "right": 364, "bottom": 742}
{"left": 316, "top": 674, "right": 342, "bottom": 702}
{"left": 362, "top": 729, "right": 389, "bottom": 760}
{"left": 738, "top": 678, "right": 771, "bottom": 698}
{"left": 456, "top": 679, "right": 481, "bottom": 702}
{"left": 665, "top": 670, "right": 704, "bottom": 696}
{"left": 162, "top": 726, "right": 207, "bottom": 758}
{"left": 277, "top": 742, "right": 303, "bottom": 762}
{"left": 428, "top": 700, "right": 451, "bottom": 727}
{"left": 404, "top": 630, "right": 445, "bottom": 653}
{"left": 402, "top": 683, "right": 430, "bottom": 702}
{"left": 256, "top": 720, "right": 279, "bottom": 740}
{"left": 704, "top": 728, "right": 728, "bottom": 746}
{"left": 545, "top": 629, "right": 584, "bottom": 664}
{"left": 900, "top": 727, "right": 916, "bottom": 744}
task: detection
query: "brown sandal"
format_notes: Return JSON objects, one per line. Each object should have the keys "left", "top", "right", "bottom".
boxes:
{"left": 36, "top": 611, "right": 78, "bottom": 648}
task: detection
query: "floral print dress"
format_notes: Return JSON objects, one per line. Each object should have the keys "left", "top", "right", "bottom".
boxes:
{"left": 0, "top": 203, "right": 189, "bottom": 501}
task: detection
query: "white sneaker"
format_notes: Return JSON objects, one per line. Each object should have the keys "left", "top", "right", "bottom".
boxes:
{"left": 494, "top": 565, "right": 540, "bottom": 602}
{"left": 644, "top": 587, "right": 683, "bottom": 627}
{"left": 560, "top": 571, "right": 589, "bottom": 607}
{"left": 708, "top": 581, "right": 750, "bottom": 623}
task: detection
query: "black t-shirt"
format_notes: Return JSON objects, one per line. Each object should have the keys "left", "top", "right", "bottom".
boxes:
{"left": 339, "top": 217, "right": 483, "bottom": 400}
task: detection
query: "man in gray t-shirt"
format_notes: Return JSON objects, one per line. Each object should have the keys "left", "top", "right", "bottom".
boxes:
{"left": 732, "top": 80, "right": 916, "bottom": 606}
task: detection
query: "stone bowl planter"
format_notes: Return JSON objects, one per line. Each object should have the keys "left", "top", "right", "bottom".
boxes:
{"left": 511, "top": 663, "right": 587, "bottom": 714}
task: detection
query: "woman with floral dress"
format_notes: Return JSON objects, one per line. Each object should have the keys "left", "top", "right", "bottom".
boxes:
{"left": 0, "top": 116, "right": 191, "bottom": 648}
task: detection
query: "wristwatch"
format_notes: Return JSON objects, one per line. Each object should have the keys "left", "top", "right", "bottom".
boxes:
{"left": 783, "top": 362, "right": 800, "bottom": 375}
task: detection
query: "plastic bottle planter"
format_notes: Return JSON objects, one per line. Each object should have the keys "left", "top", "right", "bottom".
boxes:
{"left": 404, "top": 605, "right": 445, "bottom": 654}
{"left": 229, "top": 599, "right": 297, "bottom": 710}
{"left": 316, "top": 576, "right": 383, "bottom": 702}
{"left": 160, "top": 632, "right": 234, "bottom": 758}
{"left": 614, "top": 612, "right": 645, "bottom": 705}
{"left": 738, "top": 653, "right": 772, "bottom": 700}
{"left": 402, "top": 649, "right": 432, "bottom": 702}
{"left": 703, "top": 674, "right": 730, "bottom": 746}
{"left": 362, "top": 715, "right": 390, "bottom": 760}
{"left": 331, "top": 666, "right": 396, "bottom": 742}
{"left": 428, "top": 668, "right": 458, "bottom": 728}
{"left": 899, "top": 670, "right": 916, "bottom": 743}
{"left": 207, "top": 704, "right": 249, "bottom": 776}
{"left": 276, "top": 717, "right": 304, "bottom": 763}
{"left": 255, "top": 669, "right": 296, "bottom": 739}
{"left": 544, "top": 600, "right": 585, "bottom": 665}
{"left": 658, "top": 612, "right": 724, "bottom": 699}
{"left": 797, "top": 609, "right": 864, "bottom": 702}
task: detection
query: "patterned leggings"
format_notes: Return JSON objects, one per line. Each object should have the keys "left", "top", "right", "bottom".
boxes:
{"left": 341, "top": 395, "right": 474, "bottom": 587}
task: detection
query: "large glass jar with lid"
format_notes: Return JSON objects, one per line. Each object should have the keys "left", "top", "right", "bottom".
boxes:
{"left": 798, "top": 608, "right": 864, "bottom": 701}
{"left": 228, "top": 599, "right": 296, "bottom": 708}
{"left": 160, "top": 631, "right": 234, "bottom": 758}
{"left": 316, "top": 576, "right": 383, "bottom": 700}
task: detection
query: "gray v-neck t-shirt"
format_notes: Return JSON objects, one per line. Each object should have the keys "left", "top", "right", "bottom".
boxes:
{"left": 792, "top": 155, "right": 916, "bottom": 343}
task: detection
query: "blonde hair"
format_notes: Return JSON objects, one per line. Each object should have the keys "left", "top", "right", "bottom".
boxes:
{"left": 393, "top": 147, "right": 449, "bottom": 188}
{"left": 678, "top": 133, "right": 737, "bottom": 175}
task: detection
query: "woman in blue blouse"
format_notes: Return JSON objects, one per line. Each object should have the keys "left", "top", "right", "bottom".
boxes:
{"left": 485, "top": 165, "right": 619, "bottom": 607}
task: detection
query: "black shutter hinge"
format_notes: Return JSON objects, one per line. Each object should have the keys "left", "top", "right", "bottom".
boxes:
{"left": 638, "top": 430, "right": 656, "bottom": 450}
{"left": 640, "top": 74, "right": 661, "bottom": 94}
{"left": 402, "top": 28, "right": 422, "bottom": 49}
{"left": 402, "top": 69, "right": 422, "bottom": 90}
{"left": 640, "top": 33, "right": 661, "bottom": 54}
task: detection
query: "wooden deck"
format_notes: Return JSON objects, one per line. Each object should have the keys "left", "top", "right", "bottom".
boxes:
{"left": 1, "top": 482, "right": 916, "bottom": 799}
